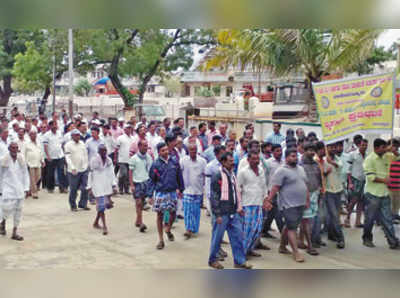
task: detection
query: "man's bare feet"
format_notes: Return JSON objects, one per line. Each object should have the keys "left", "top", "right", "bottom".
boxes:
{"left": 93, "top": 223, "right": 102, "bottom": 229}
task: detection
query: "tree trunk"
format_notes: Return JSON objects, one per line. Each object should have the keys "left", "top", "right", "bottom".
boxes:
{"left": 108, "top": 47, "right": 135, "bottom": 108}
{"left": 43, "top": 85, "right": 51, "bottom": 100}
{"left": 0, "top": 75, "right": 13, "bottom": 107}
{"left": 306, "top": 74, "right": 322, "bottom": 122}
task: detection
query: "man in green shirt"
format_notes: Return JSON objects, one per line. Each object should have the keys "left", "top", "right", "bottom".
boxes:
{"left": 324, "top": 143, "right": 345, "bottom": 249}
{"left": 363, "top": 138, "right": 399, "bottom": 249}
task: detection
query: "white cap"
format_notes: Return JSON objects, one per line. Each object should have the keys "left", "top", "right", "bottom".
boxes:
{"left": 71, "top": 129, "right": 81, "bottom": 135}
{"left": 118, "top": 117, "right": 125, "bottom": 122}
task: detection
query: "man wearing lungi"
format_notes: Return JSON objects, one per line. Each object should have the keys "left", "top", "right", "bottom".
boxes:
{"left": 237, "top": 150, "right": 268, "bottom": 258}
{"left": 88, "top": 144, "right": 117, "bottom": 235}
{"left": 180, "top": 143, "right": 207, "bottom": 240}
{"left": 148, "top": 142, "right": 184, "bottom": 250}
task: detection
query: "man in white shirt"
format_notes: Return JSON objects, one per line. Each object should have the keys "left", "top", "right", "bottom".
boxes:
{"left": 146, "top": 121, "right": 163, "bottom": 159}
{"left": 43, "top": 120, "right": 68, "bottom": 193}
{"left": 25, "top": 131, "right": 44, "bottom": 199}
{"left": 64, "top": 129, "right": 90, "bottom": 212}
{"left": 0, "top": 142, "right": 30, "bottom": 241}
{"left": 238, "top": 150, "right": 269, "bottom": 257}
{"left": 102, "top": 124, "right": 116, "bottom": 161}
{"left": 180, "top": 143, "right": 207, "bottom": 239}
{"left": 183, "top": 126, "right": 203, "bottom": 154}
{"left": 115, "top": 125, "right": 135, "bottom": 194}
{"left": 0, "top": 127, "right": 7, "bottom": 159}
{"left": 86, "top": 126, "right": 103, "bottom": 163}
{"left": 88, "top": 144, "right": 117, "bottom": 235}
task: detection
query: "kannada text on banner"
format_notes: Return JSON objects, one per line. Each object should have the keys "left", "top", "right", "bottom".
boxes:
{"left": 312, "top": 72, "right": 394, "bottom": 143}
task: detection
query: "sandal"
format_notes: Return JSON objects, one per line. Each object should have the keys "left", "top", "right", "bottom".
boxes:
{"left": 298, "top": 243, "right": 308, "bottom": 249}
{"left": 209, "top": 261, "right": 224, "bottom": 270}
{"left": 11, "top": 234, "right": 24, "bottom": 241}
{"left": 166, "top": 231, "right": 175, "bottom": 241}
{"left": 279, "top": 246, "right": 291, "bottom": 254}
{"left": 294, "top": 253, "right": 305, "bottom": 263}
{"left": 184, "top": 231, "right": 192, "bottom": 240}
{"left": 103, "top": 229, "right": 108, "bottom": 235}
{"left": 156, "top": 241, "right": 165, "bottom": 250}
{"left": 307, "top": 248, "right": 319, "bottom": 256}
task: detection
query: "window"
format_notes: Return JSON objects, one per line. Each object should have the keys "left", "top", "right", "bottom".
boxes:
{"left": 194, "top": 86, "right": 201, "bottom": 96}
{"left": 184, "top": 85, "right": 190, "bottom": 97}
{"left": 212, "top": 85, "right": 221, "bottom": 96}
{"left": 226, "top": 86, "right": 233, "bottom": 97}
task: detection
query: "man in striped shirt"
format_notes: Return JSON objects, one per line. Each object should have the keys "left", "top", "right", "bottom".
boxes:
{"left": 385, "top": 138, "right": 400, "bottom": 223}
{"left": 264, "top": 122, "right": 285, "bottom": 145}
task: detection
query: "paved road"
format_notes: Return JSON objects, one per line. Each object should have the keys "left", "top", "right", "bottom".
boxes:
{"left": 0, "top": 190, "right": 400, "bottom": 269}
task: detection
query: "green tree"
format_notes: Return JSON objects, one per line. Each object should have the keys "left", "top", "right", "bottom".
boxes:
{"left": 163, "top": 76, "right": 181, "bottom": 97}
{"left": 0, "top": 29, "right": 43, "bottom": 106}
{"left": 351, "top": 45, "right": 397, "bottom": 75}
{"left": 74, "top": 79, "right": 92, "bottom": 96}
{"left": 205, "top": 29, "right": 382, "bottom": 120}
{"left": 13, "top": 29, "right": 96, "bottom": 102}
{"left": 82, "top": 29, "right": 214, "bottom": 107}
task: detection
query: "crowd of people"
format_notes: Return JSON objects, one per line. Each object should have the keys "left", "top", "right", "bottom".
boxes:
{"left": 0, "top": 108, "right": 399, "bottom": 269}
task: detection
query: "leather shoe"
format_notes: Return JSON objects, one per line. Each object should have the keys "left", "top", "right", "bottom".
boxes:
{"left": 79, "top": 206, "right": 91, "bottom": 211}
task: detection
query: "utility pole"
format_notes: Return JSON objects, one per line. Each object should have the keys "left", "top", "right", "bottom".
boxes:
{"left": 52, "top": 39, "right": 56, "bottom": 113}
{"left": 68, "top": 28, "right": 74, "bottom": 118}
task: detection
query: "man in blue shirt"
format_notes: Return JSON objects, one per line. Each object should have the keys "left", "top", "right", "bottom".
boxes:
{"left": 149, "top": 142, "right": 184, "bottom": 250}
{"left": 202, "top": 135, "right": 222, "bottom": 163}
{"left": 264, "top": 122, "right": 285, "bottom": 145}
{"left": 198, "top": 122, "right": 208, "bottom": 151}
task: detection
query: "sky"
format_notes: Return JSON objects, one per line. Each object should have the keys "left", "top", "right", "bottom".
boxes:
{"left": 377, "top": 29, "right": 400, "bottom": 49}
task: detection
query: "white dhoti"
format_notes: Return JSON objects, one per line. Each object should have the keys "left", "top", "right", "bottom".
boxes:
{"left": 0, "top": 198, "right": 24, "bottom": 227}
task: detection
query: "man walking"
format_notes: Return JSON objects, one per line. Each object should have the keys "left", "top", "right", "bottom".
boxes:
{"left": 237, "top": 150, "right": 269, "bottom": 258}
{"left": 43, "top": 120, "right": 68, "bottom": 193}
{"left": 115, "top": 124, "right": 135, "bottom": 194}
{"left": 64, "top": 129, "right": 90, "bottom": 212}
{"left": 362, "top": 138, "right": 400, "bottom": 249}
{"left": 25, "top": 131, "right": 44, "bottom": 199}
{"left": 0, "top": 142, "right": 30, "bottom": 241}
{"left": 129, "top": 139, "right": 153, "bottom": 233}
{"left": 324, "top": 143, "right": 346, "bottom": 249}
{"left": 88, "top": 144, "right": 117, "bottom": 235}
{"left": 262, "top": 144, "right": 284, "bottom": 238}
{"left": 180, "top": 143, "right": 207, "bottom": 239}
{"left": 148, "top": 142, "right": 184, "bottom": 249}
{"left": 208, "top": 152, "right": 252, "bottom": 270}
{"left": 345, "top": 138, "right": 368, "bottom": 228}
{"left": 265, "top": 149, "right": 309, "bottom": 263}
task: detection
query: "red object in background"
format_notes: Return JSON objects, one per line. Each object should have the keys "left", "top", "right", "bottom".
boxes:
{"left": 95, "top": 79, "right": 138, "bottom": 97}
{"left": 242, "top": 84, "right": 273, "bottom": 102}
{"left": 396, "top": 94, "right": 400, "bottom": 110}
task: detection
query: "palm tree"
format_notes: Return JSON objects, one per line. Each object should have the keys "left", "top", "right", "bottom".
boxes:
{"left": 204, "top": 29, "right": 383, "bottom": 121}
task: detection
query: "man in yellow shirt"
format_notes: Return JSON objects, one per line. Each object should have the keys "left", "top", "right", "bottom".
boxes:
{"left": 363, "top": 138, "right": 399, "bottom": 249}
